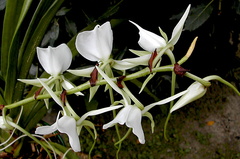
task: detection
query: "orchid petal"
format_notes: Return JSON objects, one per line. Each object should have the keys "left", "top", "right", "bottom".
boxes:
{"left": 125, "top": 105, "right": 145, "bottom": 144}
{"left": 112, "top": 54, "right": 151, "bottom": 70}
{"left": 37, "top": 44, "right": 72, "bottom": 76}
{"left": 129, "top": 21, "right": 166, "bottom": 52}
{"left": 112, "top": 60, "right": 140, "bottom": 70}
{"left": 139, "top": 59, "right": 161, "bottom": 93}
{"left": 35, "top": 123, "right": 58, "bottom": 134}
{"left": 75, "top": 22, "right": 113, "bottom": 62}
{"left": 170, "top": 81, "right": 207, "bottom": 113}
{"left": 122, "top": 54, "right": 151, "bottom": 64}
{"left": 129, "top": 49, "right": 151, "bottom": 56}
{"left": 18, "top": 78, "right": 49, "bottom": 87}
{"left": 67, "top": 66, "right": 95, "bottom": 77}
{"left": 35, "top": 112, "right": 60, "bottom": 134}
{"left": 57, "top": 116, "right": 80, "bottom": 152}
{"left": 77, "top": 105, "right": 123, "bottom": 125}
{"left": 142, "top": 90, "right": 188, "bottom": 114}
{"left": 168, "top": 4, "right": 191, "bottom": 45}
{"left": 139, "top": 73, "right": 156, "bottom": 93}
{"left": 61, "top": 75, "right": 84, "bottom": 96}
{"left": 103, "top": 105, "right": 131, "bottom": 129}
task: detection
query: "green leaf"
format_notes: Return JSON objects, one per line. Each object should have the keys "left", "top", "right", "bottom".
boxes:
{"left": 2, "top": 0, "right": 33, "bottom": 104}
{"left": 17, "top": 0, "right": 56, "bottom": 69}
{"left": 184, "top": 3, "right": 213, "bottom": 31}
{"left": 1, "top": 0, "right": 24, "bottom": 79}
{"left": 0, "top": 92, "right": 6, "bottom": 105}
{"left": 97, "top": 0, "right": 124, "bottom": 21}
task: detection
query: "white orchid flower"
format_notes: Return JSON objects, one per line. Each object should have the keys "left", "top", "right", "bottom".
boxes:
{"left": 36, "top": 77, "right": 123, "bottom": 152}
{"left": 170, "top": 81, "right": 207, "bottom": 113}
{"left": 18, "top": 44, "right": 83, "bottom": 96}
{"left": 75, "top": 21, "right": 113, "bottom": 62}
{"left": 130, "top": 4, "right": 191, "bottom": 52}
{"left": 103, "top": 104, "right": 145, "bottom": 143}
{"left": 96, "top": 66, "right": 186, "bottom": 143}
{"left": 35, "top": 114, "right": 80, "bottom": 152}
{"left": 35, "top": 106, "right": 122, "bottom": 152}
{"left": 70, "top": 21, "right": 114, "bottom": 101}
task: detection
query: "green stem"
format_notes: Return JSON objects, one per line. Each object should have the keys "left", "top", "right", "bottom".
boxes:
{"left": 204, "top": 75, "right": 240, "bottom": 95}
{"left": 114, "top": 128, "right": 132, "bottom": 147}
{"left": 84, "top": 126, "right": 96, "bottom": 159}
{"left": 5, "top": 65, "right": 173, "bottom": 110}
{"left": 163, "top": 49, "right": 176, "bottom": 141}
{"left": 184, "top": 72, "right": 211, "bottom": 87}
{"left": 108, "top": 74, "right": 122, "bottom": 153}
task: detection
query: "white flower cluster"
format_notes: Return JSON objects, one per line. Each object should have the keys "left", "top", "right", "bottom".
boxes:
{"left": 17, "top": 4, "right": 210, "bottom": 152}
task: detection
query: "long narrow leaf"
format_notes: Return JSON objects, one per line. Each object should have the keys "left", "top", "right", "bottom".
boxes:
{"left": 1, "top": 0, "right": 23, "bottom": 79}
{"left": 3, "top": 0, "right": 33, "bottom": 104}
{"left": 17, "top": 0, "right": 56, "bottom": 69}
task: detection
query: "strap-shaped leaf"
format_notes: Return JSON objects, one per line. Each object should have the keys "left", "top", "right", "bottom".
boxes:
{"left": 1, "top": 0, "right": 24, "bottom": 79}
{"left": 2, "top": 0, "right": 33, "bottom": 104}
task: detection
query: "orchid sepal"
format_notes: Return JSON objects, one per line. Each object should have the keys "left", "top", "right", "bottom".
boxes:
{"left": 168, "top": 4, "right": 191, "bottom": 45}
{"left": 67, "top": 66, "right": 95, "bottom": 78}
{"left": 77, "top": 105, "right": 123, "bottom": 125}
{"left": 128, "top": 49, "right": 151, "bottom": 56}
{"left": 112, "top": 54, "right": 151, "bottom": 70}
{"left": 60, "top": 75, "right": 84, "bottom": 96}
{"left": 142, "top": 89, "right": 188, "bottom": 114}
{"left": 17, "top": 78, "right": 50, "bottom": 87}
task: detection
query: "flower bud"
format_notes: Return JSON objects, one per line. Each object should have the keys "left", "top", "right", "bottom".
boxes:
{"left": 170, "top": 81, "right": 207, "bottom": 113}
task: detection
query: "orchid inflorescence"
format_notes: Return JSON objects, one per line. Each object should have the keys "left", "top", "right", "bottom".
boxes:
{"left": 1, "top": 4, "right": 239, "bottom": 158}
